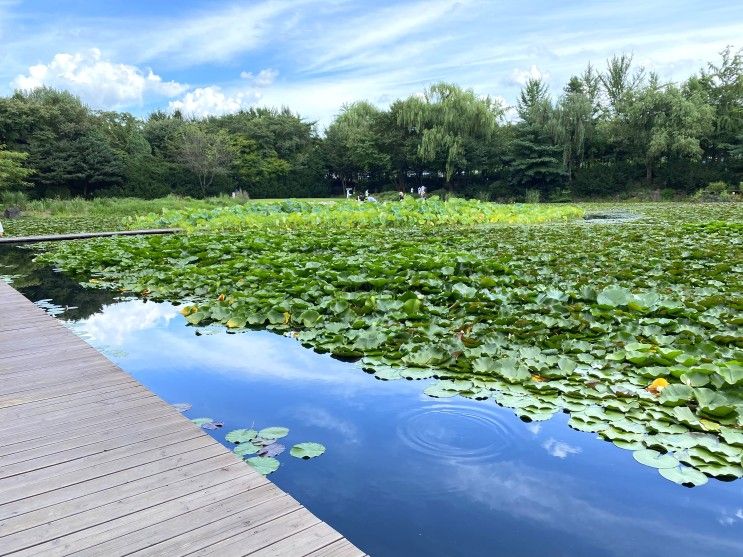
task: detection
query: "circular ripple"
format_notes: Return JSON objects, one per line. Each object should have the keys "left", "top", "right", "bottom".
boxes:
{"left": 397, "top": 401, "right": 523, "bottom": 464}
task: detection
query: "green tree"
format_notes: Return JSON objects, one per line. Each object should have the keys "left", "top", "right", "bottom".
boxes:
{"left": 508, "top": 79, "right": 565, "bottom": 196}
{"left": 323, "top": 101, "right": 390, "bottom": 192}
{"left": 0, "top": 145, "right": 33, "bottom": 190}
{"left": 172, "top": 123, "right": 235, "bottom": 197}
{"left": 555, "top": 79, "right": 595, "bottom": 183}
{"left": 397, "top": 83, "right": 503, "bottom": 186}
{"left": 624, "top": 80, "right": 714, "bottom": 184}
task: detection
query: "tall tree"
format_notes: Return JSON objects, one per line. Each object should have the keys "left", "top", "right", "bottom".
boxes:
{"left": 555, "top": 80, "right": 595, "bottom": 183}
{"left": 172, "top": 123, "right": 234, "bottom": 197}
{"left": 508, "top": 79, "right": 565, "bottom": 196}
{"left": 0, "top": 145, "right": 33, "bottom": 190}
{"left": 624, "top": 81, "right": 714, "bottom": 184}
{"left": 323, "top": 101, "right": 390, "bottom": 192}
{"left": 397, "top": 83, "right": 503, "bottom": 186}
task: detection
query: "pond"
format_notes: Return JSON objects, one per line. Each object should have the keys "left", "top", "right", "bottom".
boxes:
{"left": 2, "top": 245, "right": 742, "bottom": 556}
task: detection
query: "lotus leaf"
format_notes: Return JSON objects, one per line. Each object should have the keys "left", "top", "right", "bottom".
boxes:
{"left": 290, "top": 442, "right": 326, "bottom": 459}
{"left": 246, "top": 456, "right": 280, "bottom": 475}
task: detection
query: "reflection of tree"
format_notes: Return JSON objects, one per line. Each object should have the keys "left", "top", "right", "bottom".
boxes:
{"left": 0, "top": 246, "right": 117, "bottom": 320}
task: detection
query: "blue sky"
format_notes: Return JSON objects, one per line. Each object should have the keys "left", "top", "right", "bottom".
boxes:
{"left": 0, "top": 0, "right": 740, "bottom": 129}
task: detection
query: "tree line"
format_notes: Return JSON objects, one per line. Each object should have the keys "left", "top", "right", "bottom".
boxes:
{"left": 0, "top": 48, "right": 741, "bottom": 201}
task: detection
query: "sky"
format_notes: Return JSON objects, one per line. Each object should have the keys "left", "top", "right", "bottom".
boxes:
{"left": 0, "top": 0, "right": 741, "bottom": 130}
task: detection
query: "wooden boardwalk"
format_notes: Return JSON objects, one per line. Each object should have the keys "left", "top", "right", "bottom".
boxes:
{"left": 0, "top": 228, "right": 179, "bottom": 244}
{"left": 0, "top": 280, "right": 364, "bottom": 556}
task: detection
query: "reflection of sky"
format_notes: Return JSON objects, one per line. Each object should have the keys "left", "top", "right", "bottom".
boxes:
{"left": 72, "top": 300, "right": 178, "bottom": 345}
{"left": 66, "top": 299, "right": 743, "bottom": 557}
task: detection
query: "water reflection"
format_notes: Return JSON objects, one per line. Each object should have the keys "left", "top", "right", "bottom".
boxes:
{"left": 5, "top": 245, "right": 743, "bottom": 557}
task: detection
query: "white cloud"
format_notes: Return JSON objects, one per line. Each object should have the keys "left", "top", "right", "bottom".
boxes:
{"left": 542, "top": 438, "right": 582, "bottom": 459}
{"left": 12, "top": 48, "right": 187, "bottom": 107}
{"left": 508, "top": 65, "right": 548, "bottom": 86}
{"left": 168, "top": 86, "right": 257, "bottom": 117}
{"left": 240, "top": 68, "right": 279, "bottom": 87}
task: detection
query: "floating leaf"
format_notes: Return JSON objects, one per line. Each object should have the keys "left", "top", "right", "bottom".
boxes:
{"left": 226, "top": 429, "right": 258, "bottom": 444}
{"left": 290, "top": 442, "right": 326, "bottom": 459}
{"left": 258, "top": 427, "right": 289, "bottom": 440}
{"left": 259, "top": 443, "right": 285, "bottom": 457}
{"left": 659, "top": 385, "right": 694, "bottom": 407}
{"left": 633, "top": 449, "right": 679, "bottom": 469}
{"left": 246, "top": 456, "right": 280, "bottom": 475}
{"left": 191, "top": 417, "right": 212, "bottom": 426}
{"left": 596, "top": 286, "right": 632, "bottom": 307}
{"left": 233, "top": 442, "right": 260, "bottom": 456}
{"left": 659, "top": 466, "right": 709, "bottom": 486}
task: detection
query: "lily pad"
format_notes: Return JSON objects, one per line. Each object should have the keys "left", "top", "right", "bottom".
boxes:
{"left": 226, "top": 429, "right": 258, "bottom": 444}
{"left": 290, "top": 442, "right": 326, "bottom": 459}
{"left": 233, "top": 442, "right": 260, "bottom": 456}
{"left": 258, "top": 427, "right": 289, "bottom": 440}
{"left": 632, "top": 449, "right": 680, "bottom": 469}
{"left": 246, "top": 456, "right": 280, "bottom": 475}
{"left": 659, "top": 466, "right": 709, "bottom": 486}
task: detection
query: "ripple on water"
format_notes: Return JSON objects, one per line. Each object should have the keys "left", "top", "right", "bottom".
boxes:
{"left": 396, "top": 401, "right": 524, "bottom": 464}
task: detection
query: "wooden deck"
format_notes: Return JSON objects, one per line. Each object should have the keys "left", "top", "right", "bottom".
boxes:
{"left": 0, "top": 280, "right": 364, "bottom": 556}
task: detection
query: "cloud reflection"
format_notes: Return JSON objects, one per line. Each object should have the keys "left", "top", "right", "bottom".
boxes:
{"left": 72, "top": 299, "right": 178, "bottom": 345}
{"left": 543, "top": 438, "right": 582, "bottom": 459}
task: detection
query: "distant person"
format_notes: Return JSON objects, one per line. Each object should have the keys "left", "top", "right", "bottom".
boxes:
{"left": 346, "top": 187, "right": 353, "bottom": 199}
{"left": 420, "top": 185, "right": 427, "bottom": 199}
{"left": 398, "top": 191, "right": 405, "bottom": 201}
{"left": 0, "top": 219, "right": 3, "bottom": 237}
{"left": 410, "top": 187, "right": 414, "bottom": 194}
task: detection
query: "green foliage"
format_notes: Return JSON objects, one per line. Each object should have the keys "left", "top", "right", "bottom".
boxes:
{"left": 0, "top": 48, "right": 740, "bottom": 200}
{"left": 0, "top": 145, "right": 33, "bottom": 190}
{"left": 132, "top": 197, "right": 583, "bottom": 231}
{"left": 39, "top": 202, "right": 743, "bottom": 485}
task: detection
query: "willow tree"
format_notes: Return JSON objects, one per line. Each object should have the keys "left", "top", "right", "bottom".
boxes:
{"left": 555, "top": 78, "right": 595, "bottom": 183}
{"left": 397, "top": 83, "right": 503, "bottom": 186}
{"left": 624, "top": 80, "right": 714, "bottom": 184}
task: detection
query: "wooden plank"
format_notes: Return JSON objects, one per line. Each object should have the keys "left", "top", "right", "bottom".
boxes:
{"left": 0, "top": 413, "right": 192, "bottom": 479}
{"left": 0, "top": 454, "right": 247, "bottom": 538}
{"left": 305, "top": 538, "right": 367, "bottom": 557}
{"left": 10, "top": 469, "right": 268, "bottom": 556}
{"left": 0, "top": 401, "right": 175, "bottom": 456}
{"left": 0, "top": 432, "right": 211, "bottom": 504}
{"left": 0, "top": 446, "right": 228, "bottom": 521}
{"left": 248, "top": 522, "right": 343, "bottom": 557}
{"left": 0, "top": 411, "right": 186, "bottom": 468}
{"left": 0, "top": 228, "right": 179, "bottom": 244}
{"left": 67, "top": 482, "right": 284, "bottom": 556}
{"left": 0, "top": 279, "right": 360, "bottom": 556}
{"left": 185, "top": 508, "right": 321, "bottom": 557}
{"left": 0, "top": 464, "right": 265, "bottom": 554}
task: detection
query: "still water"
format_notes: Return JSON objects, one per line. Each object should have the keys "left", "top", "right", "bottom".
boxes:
{"left": 2, "top": 246, "right": 742, "bottom": 556}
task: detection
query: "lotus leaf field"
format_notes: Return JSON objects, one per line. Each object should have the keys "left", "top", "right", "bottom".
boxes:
{"left": 37, "top": 199, "right": 743, "bottom": 486}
